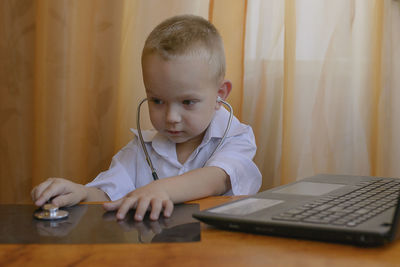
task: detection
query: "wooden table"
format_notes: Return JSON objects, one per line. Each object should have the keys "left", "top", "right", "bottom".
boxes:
{"left": 1, "top": 196, "right": 399, "bottom": 267}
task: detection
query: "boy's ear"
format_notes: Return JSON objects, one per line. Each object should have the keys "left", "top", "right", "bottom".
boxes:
{"left": 216, "top": 80, "right": 232, "bottom": 109}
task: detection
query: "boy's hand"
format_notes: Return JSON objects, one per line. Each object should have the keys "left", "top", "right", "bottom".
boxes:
{"left": 31, "top": 178, "right": 88, "bottom": 207}
{"left": 103, "top": 181, "right": 174, "bottom": 221}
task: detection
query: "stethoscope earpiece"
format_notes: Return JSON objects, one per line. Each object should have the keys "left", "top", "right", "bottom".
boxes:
{"left": 217, "top": 96, "right": 222, "bottom": 103}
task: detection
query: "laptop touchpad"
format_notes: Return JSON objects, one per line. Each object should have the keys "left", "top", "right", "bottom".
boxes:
{"left": 273, "top": 182, "right": 345, "bottom": 196}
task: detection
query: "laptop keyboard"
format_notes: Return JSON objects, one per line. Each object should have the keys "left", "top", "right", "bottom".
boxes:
{"left": 272, "top": 178, "right": 400, "bottom": 227}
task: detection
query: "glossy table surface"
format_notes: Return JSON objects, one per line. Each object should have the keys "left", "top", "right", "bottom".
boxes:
{"left": 1, "top": 196, "right": 400, "bottom": 267}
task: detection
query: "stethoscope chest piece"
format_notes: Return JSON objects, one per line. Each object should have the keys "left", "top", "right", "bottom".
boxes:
{"left": 34, "top": 203, "right": 69, "bottom": 220}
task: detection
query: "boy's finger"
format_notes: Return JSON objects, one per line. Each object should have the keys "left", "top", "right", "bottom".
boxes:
{"left": 103, "top": 199, "right": 123, "bottom": 211}
{"left": 51, "top": 193, "right": 75, "bottom": 207}
{"left": 35, "top": 181, "right": 65, "bottom": 206}
{"left": 31, "top": 179, "right": 54, "bottom": 202}
{"left": 116, "top": 197, "right": 138, "bottom": 220}
{"left": 134, "top": 197, "right": 151, "bottom": 221}
{"left": 163, "top": 200, "right": 174, "bottom": 218}
{"left": 149, "top": 199, "right": 162, "bottom": 221}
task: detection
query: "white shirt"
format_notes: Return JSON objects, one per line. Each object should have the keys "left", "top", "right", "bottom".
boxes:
{"left": 86, "top": 108, "right": 262, "bottom": 201}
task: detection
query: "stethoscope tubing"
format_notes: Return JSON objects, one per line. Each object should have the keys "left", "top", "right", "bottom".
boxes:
{"left": 137, "top": 98, "right": 159, "bottom": 180}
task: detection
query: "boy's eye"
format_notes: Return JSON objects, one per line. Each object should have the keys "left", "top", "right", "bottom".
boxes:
{"left": 151, "top": 98, "right": 164, "bottom": 105}
{"left": 182, "top": 100, "right": 196, "bottom": 106}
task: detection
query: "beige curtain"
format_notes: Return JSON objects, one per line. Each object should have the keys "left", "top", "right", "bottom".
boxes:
{"left": 1, "top": 0, "right": 399, "bottom": 203}
{"left": 0, "top": 0, "right": 243, "bottom": 203}
{"left": 243, "top": 0, "right": 400, "bottom": 190}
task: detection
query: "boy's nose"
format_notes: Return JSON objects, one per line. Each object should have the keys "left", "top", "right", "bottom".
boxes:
{"left": 166, "top": 105, "right": 181, "bottom": 124}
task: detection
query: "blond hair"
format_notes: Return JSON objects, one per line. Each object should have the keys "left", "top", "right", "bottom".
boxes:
{"left": 142, "top": 14, "right": 226, "bottom": 82}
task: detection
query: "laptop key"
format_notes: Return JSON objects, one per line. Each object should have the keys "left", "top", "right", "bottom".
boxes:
{"left": 355, "top": 208, "right": 370, "bottom": 214}
{"left": 346, "top": 221, "right": 358, "bottom": 227}
{"left": 314, "top": 204, "right": 334, "bottom": 211}
{"left": 286, "top": 209, "right": 305, "bottom": 215}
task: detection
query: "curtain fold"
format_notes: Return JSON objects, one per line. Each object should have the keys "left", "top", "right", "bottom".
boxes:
{"left": 244, "top": 0, "right": 400, "bottom": 190}
{"left": 1, "top": 0, "right": 399, "bottom": 203}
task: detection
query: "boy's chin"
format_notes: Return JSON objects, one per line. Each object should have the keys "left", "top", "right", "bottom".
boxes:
{"left": 162, "top": 130, "right": 205, "bottom": 145}
{"left": 166, "top": 136, "right": 190, "bottom": 144}
{"left": 164, "top": 134, "right": 198, "bottom": 144}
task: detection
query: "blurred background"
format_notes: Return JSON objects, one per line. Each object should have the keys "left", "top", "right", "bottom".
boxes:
{"left": 0, "top": 0, "right": 399, "bottom": 203}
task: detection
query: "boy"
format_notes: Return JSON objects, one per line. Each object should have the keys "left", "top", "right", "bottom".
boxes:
{"left": 31, "top": 15, "right": 261, "bottom": 221}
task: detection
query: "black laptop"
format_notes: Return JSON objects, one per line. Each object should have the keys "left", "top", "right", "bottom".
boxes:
{"left": 193, "top": 174, "right": 400, "bottom": 246}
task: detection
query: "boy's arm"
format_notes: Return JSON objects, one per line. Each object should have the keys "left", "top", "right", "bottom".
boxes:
{"left": 103, "top": 166, "right": 230, "bottom": 221}
{"left": 158, "top": 166, "right": 231, "bottom": 203}
{"left": 84, "top": 186, "right": 111, "bottom": 202}
{"left": 32, "top": 178, "right": 110, "bottom": 207}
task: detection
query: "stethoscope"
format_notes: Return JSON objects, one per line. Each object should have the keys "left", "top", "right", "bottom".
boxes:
{"left": 34, "top": 203, "right": 69, "bottom": 220}
{"left": 136, "top": 96, "right": 233, "bottom": 181}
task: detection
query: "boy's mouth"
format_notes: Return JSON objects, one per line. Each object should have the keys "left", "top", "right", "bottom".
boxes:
{"left": 166, "top": 130, "right": 182, "bottom": 135}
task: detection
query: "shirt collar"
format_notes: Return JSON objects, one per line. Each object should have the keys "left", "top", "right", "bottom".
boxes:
{"left": 130, "top": 128, "right": 174, "bottom": 159}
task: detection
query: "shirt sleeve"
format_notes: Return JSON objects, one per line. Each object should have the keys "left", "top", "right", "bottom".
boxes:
{"left": 85, "top": 140, "right": 138, "bottom": 201}
{"left": 205, "top": 126, "right": 262, "bottom": 195}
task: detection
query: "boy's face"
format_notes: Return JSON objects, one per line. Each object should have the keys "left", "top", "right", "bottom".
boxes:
{"left": 142, "top": 53, "right": 223, "bottom": 145}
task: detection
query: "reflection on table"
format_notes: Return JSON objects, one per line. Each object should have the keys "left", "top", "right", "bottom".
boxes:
{"left": 0, "top": 203, "right": 200, "bottom": 244}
